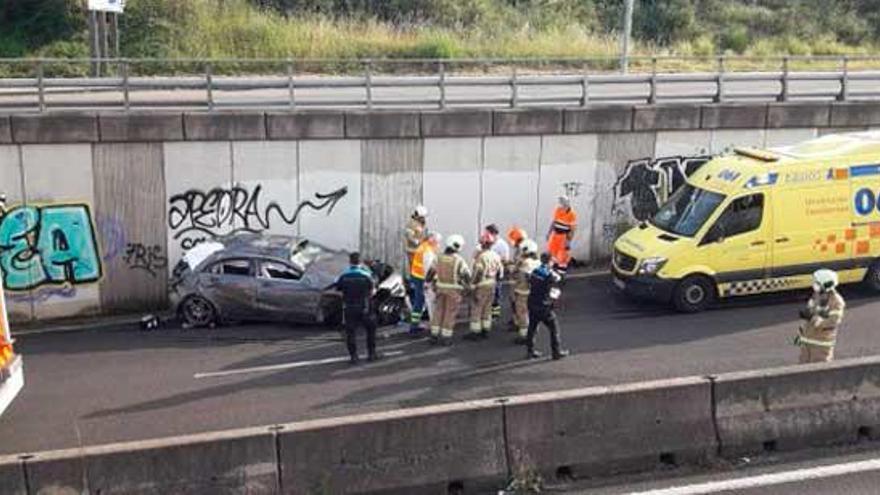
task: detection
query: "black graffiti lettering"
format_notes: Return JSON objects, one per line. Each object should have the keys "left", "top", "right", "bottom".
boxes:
{"left": 614, "top": 155, "right": 713, "bottom": 221}
{"left": 168, "top": 184, "right": 348, "bottom": 249}
{"left": 123, "top": 243, "right": 168, "bottom": 278}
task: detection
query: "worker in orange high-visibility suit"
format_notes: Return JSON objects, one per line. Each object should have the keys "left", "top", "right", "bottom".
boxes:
{"left": 546, "top": 195, "right": 577, "bottom": 274}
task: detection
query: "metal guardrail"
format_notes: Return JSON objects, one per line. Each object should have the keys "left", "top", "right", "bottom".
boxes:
{"left": 2, "top": 56, "right": 880, "bottom": 112}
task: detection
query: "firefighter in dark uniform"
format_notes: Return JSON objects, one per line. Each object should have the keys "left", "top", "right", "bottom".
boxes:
{"left": 334, "top": 252, "right": 382, "bottom": 364}
{"left": 525, "top": 253, "right": 570, "bottom": 360}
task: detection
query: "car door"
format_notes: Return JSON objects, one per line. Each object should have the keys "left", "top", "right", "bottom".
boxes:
{"left": 256, "top": 259, "right": 318, "bottom": 323}
{"left": 200, "top": 258, "right": 258, "bottom": 320}
{"left": 698, "top": 192, "right": 771, "bottom": 292}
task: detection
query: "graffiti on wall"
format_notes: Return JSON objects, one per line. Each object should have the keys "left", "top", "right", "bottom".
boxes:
{"left": 123, "top": 243, "right": 167, "bottom": 277}
{"left": 0, "top": 204, "right": 102, "bottom": 291}
{"left": 613, "top": 155, "right": 713, "bottom": 222}
{"left": 168, "top": 184, "right": 349, "bottom": 250}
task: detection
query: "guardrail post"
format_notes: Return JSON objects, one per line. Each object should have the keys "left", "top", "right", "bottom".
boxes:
{"left": 581, "top": 62, "right": 590, "bottom": 107}
{"left": 122, "top": 59, "right": 130, "bottom": 111}
{"left": 778, "top": 56, "right": 789, "bottom": 102}
{"left": 365, "top": 59, "right": 373, "bottom": 110}
{"left": 838, "top": 55, "right": 849, "bottom": 102}
{"left": 438, "top": 62, "right": 447, "bottom": 110}
{"left": 510, "top": 67, "right": 519, "bottom": 108}
{"left": 36, "top": 59, "right": 46, "bottom": 113}
{"left": 287, "top": 58, "right": 296, "bottom": 110}
{"left": 205, "top": 63, "right": 214, "bottom": 111}
{"left": 715, "top": 56, "right": 725, "bottom": 103}
{"left": 648, "top": 57, "right": 658, "bottom": 104}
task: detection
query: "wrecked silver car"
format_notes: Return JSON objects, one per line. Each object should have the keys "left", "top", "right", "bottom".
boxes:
{"left": 169, "top": 233, "right": 406, "bottom": 328}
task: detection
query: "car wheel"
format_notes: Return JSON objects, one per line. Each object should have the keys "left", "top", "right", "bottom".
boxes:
{"left": 864, "top": 260, "right": 880, "bottom": 293}
{"left": 673, "top": 276, "right": 715, "bottom": 313}
{"left": 180, "top": 295, "right": 217, "bottom": 328}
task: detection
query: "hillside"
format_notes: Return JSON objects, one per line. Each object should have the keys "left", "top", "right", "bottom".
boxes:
{"left": 1, "top": 0, "right": 879, "bottom": 62}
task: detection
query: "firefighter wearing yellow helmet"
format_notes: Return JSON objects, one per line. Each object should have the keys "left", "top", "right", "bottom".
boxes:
{"left": 795, "top": 269, "right": 845, "bottom": 363}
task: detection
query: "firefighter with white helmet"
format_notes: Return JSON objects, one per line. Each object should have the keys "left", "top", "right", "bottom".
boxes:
{"left": 466, "top": 232, "right": 504, "bottom": 340}
{"left": 512, "top": 239, "right": 541, "bottom": 344}
{"left": 795, "top": 269, "right": 845, "bottom": 363}
{"left": 404, "top": 205, "right": 428, "bottom": 276}
{"left": 426, "top": 234, "right": 471, "bottom": 345}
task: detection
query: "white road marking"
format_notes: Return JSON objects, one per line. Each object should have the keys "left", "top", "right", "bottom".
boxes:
{"left": 628, "top": 457, "right": 880, "bottom": 495}
{"left": 194, "top": 350, "right": 405, "bottom": 379}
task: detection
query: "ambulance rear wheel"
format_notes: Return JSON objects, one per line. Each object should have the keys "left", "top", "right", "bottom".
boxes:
{"left": 673, "top": 276, "right": 715, "bottom": 313}
{"left": 864, "top": 260, "right": 880, "bottom": 293}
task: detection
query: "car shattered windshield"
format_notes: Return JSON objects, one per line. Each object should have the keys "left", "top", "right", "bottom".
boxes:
{"left": 289, "top": 241, "right": 322, "bottom": 271}
{"left": 651, "top": 184, "right": 726, "bottom": 237}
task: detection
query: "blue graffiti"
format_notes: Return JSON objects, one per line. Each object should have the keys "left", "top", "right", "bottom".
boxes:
{"left": 0, "top": 204, "right": 102, "bottom": 291}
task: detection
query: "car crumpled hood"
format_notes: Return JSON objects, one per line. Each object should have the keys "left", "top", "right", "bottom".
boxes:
{"left": 307, "top": 251, "right": 351, "bottom": 289}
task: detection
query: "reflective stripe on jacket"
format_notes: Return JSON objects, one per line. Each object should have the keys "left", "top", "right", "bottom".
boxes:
{"left": 434, "top": 253, "right": 471, "bottom": 290}
{"left": 410, "top": 241, "right": 434, "bottom": 279}
{"left": 472, "top": 249, "right": 502, "bottom": 287}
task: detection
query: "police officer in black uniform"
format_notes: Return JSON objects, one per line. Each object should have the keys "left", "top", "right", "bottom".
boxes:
{"left": 525, "top": 253, "right": 570, "bottom": 360}
{"left": 333, "top": 252, "right": 382, "bottom": 364}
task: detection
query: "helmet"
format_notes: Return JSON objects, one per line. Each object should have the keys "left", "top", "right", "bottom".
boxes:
{"left": 812, "top": 269, "right": 839, "bottom": 292}
{"left": 479, "top": 232, "right": 494, "bottom": 249}
{"left": 507, "top": 226, "right": 528, "bottom": 246}
{"left": 414, "top": 205, "right": 428, "bottom": 218}
{"left": 446, "top": 234, "right": 464, "bottom": 252}
{"left": 520, "top": 239, "right": 538, "bottom": 256}
{"left": 558, "top": 195, "right": 572, "bottom": 208}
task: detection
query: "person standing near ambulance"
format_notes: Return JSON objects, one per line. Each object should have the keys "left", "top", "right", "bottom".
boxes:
{"left": 512, "top": 240, "right": 540, "bottom": 345}
{"left": 427, "top": 235, "right": 471, "bottom": 346}
{"left": 466, "top": 233, "right": 504, "bottom": 340}
{"left": 485, "top": 224, "right": 510, "bottom": 321}
{"left": 795, "top": 269, "right": 845, "bottom": 363}
{"left": 408, "top": 231, "right": 441, "bottom": 336}
{"left": 547, "top": 195, "right": 577, "bottom": 274}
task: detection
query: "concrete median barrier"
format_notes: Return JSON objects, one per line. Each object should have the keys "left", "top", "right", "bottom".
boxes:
{"left": 23, "top": 427, "right": 278, "bottom": 495}
{"left": 714, "top": 356, "right": 880, "bottom": 457}
{"left": 504, "top": 376, "right": 717, "bottom": 479}
{"left": 278, "top": 399, "right": 507, "bottom": 494}
{"left": 0, "top": 455, "right": 26, "bottom": 495}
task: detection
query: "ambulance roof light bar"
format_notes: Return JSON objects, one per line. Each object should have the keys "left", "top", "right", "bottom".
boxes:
{"left": 733, "top": 147, "right": 780, "bottom": 162}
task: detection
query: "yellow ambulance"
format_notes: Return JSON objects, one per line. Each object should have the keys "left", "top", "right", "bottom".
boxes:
{"left": 612, "top": 131, "right": 880, "bottom": 312}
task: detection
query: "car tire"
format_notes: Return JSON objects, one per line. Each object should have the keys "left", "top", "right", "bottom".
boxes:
{"left": 180, "top": 295, "right": 217, "bottom": 328}
{"left": 864, "top": 259, "right": 880, "bottom": 293}
{"left": 672, "top": 276, "right": 715, "bottom": 313}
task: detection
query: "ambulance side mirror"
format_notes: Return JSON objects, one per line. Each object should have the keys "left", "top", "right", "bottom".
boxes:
{"left": 703, "top": 224, "right": 726, "bottom": 245}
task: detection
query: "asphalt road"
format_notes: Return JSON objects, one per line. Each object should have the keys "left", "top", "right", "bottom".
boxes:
{"left": 579, "top": 446, "right": 880, "bottom": 495}
{"left": 3, "top": 273, "right": 880, "bottom": 455}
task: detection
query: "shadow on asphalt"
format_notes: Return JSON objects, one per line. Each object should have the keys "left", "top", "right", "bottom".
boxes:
{"left": 68, "top": 275, "right": 880, "bottom": 421}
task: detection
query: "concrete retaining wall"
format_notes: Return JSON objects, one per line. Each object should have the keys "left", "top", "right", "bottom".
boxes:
{"left": 0, "top": 103, "right": 875, "bottom": 322}
{"left": 5, "top": 357, "right": 880, "bottom": 494}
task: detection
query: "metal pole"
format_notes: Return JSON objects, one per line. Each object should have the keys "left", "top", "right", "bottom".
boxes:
{"left": 779, "top": 56, "right": 789, "bottom": 102}
{"left": 620, "top": 0, "right": 635, "bottom": 74}
{"left": 839, "top": 55, "right": 849, "bottom": 102}
{"left": 715, "top": 56, "right": 725, "bottom": 103}
{"left": 122, "top": 60, "right": 130, "bottom": 111}
{"left": 648, "top": 57, "right": 657, "bottom": 104}
{"left": 438, "top": 62, "right": 447, "bottom": 110}
{"left": 365, "top": 60, "right": 373, "bottom": 110}
{"left": 36, "top": 60, "right": 45, "bottom": 112}
{"left": 206, "top": 63, "right": 214, "bottom": 111}
{"left": 510, "top": 67, "right": 519, "bottom": 108}
{"left": 581, "top": 62, "right": 590, "bottom": 107}
{"left": 287, "top": 59, "right": 296, "bottom": 110}
{"left": 97, "top": 11, "right": 108, "bottom": 77}
{"left": 112, "top": 13, "right": 120, "bottom": 59}
{"left": 88, "top": 10, "right": 99, "bottom": 77}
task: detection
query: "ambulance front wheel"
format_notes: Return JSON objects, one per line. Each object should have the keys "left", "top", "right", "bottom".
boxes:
{"left": 864, "top": 260, "right": 880, "bottom": 293}
{"left": 672, "top": 276, "right": 715, "bottom": 313}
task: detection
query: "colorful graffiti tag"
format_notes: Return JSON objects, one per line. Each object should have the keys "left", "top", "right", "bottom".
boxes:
{"left": 0, "top": 204, "right": 102, "bottom": 291}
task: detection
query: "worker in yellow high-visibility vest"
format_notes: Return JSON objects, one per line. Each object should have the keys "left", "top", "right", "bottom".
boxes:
{"left": 408, "top": 231, "right": 441, "bottom": 336}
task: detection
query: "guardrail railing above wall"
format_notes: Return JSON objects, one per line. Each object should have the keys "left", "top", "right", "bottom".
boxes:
{"left": 2, "top": 56, "right": 880, "bottom": 112}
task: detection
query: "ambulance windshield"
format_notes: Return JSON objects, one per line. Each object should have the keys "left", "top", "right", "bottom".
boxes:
{"left": 651, "top": 184, "right": 725, "bottom": 237}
